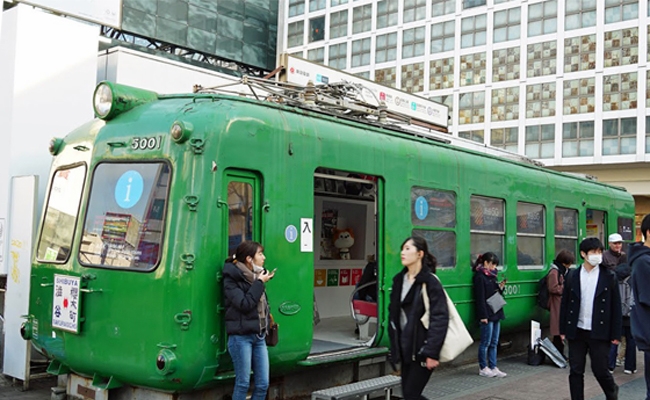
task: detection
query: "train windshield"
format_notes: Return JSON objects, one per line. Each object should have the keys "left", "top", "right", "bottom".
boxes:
{"left": 79, "top": 162, "right": 171, "bottom": 270}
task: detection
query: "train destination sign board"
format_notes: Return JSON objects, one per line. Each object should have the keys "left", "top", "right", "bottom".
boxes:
{"left": 52, "top": 274, "right": 82, "bottom": 333}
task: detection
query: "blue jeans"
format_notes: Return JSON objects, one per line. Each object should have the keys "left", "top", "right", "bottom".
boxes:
{"left": 227, "top": 334, "right": 269, "bottom": 400}
{"left": 478, "top": 320, "right": 500, "bottom": 369}
{"left": 608, "top": 326, "right": 637, "bottom": 371}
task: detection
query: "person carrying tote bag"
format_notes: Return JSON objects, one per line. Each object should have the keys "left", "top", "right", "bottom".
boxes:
{"left": 473, "top": 252, "right": 507, "bottom": 378}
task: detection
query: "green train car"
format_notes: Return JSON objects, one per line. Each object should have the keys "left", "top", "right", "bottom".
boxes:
{"left": 22, "top": 81, "right": 634, "bottom": 395}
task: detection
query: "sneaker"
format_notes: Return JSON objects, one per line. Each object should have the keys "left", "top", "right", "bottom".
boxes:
{"left": 608, "top": 369, "right": 615, "bottom": 374}
{"left": 479, "top": 367, "right": 496, "bottom": 377}
{"left": 616, "top": 359, "right": 624, "bottom": 367}
{"left": 491, "top": 367, "right": 507, "bottom": 378}
{"left": 624, "top": 369, "right": 637, "bottom": 375}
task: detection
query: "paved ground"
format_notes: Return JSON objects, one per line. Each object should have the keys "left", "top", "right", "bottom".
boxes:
{"left": 1, "top": 351, "right": 646, "bottom": 399}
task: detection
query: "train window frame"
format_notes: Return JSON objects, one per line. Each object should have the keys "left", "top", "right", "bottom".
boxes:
{"left": 36, "top": 163, "right": 88, "bottom": 264}
{"left": 516, "top": 202, "right": 546, "bottom": 270}
{"left": 555, "top": 207, "right": 578, "bottom": 261}
{"left": 225, "top": 171, "right": 262, "bottom": 255}
{"left": 470, "top": 195, "right": 505, "bottom": 267}
{"left": 411, "top": 186, "right": 457, "bottom": 268}
{"left": 78, "top": 161, "right": 171, "bottom": 272}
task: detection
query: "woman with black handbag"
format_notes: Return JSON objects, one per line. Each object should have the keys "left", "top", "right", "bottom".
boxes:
{"left": 388, "top": 236, "right": 449, "bottom": 400}
{"left": 473, "top": 252, "right": 507, "bottom": 378}
{"left": 223, "top": 241, "right": 275, "bottom": 400}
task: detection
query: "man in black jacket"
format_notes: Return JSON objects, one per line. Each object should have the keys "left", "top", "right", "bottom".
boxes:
{"left": 629, "top": 214, "right": 650, "bottom": 400}
{"left": 560, "top": 237, "right": 622, "bottom": 400}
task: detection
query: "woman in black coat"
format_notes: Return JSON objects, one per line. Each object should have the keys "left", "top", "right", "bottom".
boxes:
{"left": 389, "top": 236, "right": 449, "bottom": 400}
{"left": 223, "top": 241, "right": 275, "bottom": 400}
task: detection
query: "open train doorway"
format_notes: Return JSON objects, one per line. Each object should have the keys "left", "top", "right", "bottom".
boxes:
{"left": 586, "top": 209, "right": 607, "bottom": 244}
{"left": 311, "top": 168, "right": 379, "bottom": 355}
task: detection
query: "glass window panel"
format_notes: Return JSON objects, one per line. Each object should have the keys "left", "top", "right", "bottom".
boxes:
{"left": 470, "top": 196, "right": 504, "bottom": 232}
{"left": 555, "top": 207, "right": 578, "bottom": 237}
{"left": 563, "top": 141, "right": 578, "bottom": 156}
{"left": 541, "top": 142, "right": 554, "bottom": 158}
{"left": 579, "top": 139, "right": 594, "bottom": 156}
{"left": 621, "top": 117, "right": 636, "bottom": 134}
{"left": 555, "top": 238, "right": 577, "bottom": 258}
{"left": 517, "top": 236, "right": 544, "bottom": 265}
{"left": 517, "top": 203, "right": 545, "bottom": 235}
{"left": 415, "top": 230, "right": 457, "bottom": 268}
{"left": 470, "top": 233, "right": 504, "bottom": 267}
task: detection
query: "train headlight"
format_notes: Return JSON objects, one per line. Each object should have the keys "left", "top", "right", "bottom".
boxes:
{"left": 49, "top": 137, "right": 64, "bottom": 156}
{"left": 92, "top": 81, "right": 159, "bottom": 121}
{"left": 20, "top": 321, "right": 32, "bottom": 340}
{"left": 170, "top": 120, "right": 193, "bottom": 143}
{"left": 155, "top": 349, "right": 178, "bottom": 376}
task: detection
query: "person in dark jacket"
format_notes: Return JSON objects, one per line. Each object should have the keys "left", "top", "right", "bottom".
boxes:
{"left": 607, "top": 263, "right": 637, "bottom": 374}
{"left": 473, "top": 252, "right": 507, "bottom": 378}
{"left": 548, "top": 250, "right": 575, "bottom": 357}
{"left": 629, "top": 213, "right": 650, "bottom": 400}
{"left": 560, "top": 237, "right": 621, "bottom": 400}
{"left": 223, "top": 241, "right": 275, "bottom": 400}
{"left": 388, "top": 236, "right": 449, "bottom": 400}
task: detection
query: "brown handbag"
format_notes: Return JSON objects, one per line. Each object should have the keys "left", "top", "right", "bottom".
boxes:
{"left": 266, "top": 313, "right": 279, "bottom": 347}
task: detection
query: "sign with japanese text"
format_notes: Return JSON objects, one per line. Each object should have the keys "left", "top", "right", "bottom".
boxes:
{"left": 52, "top": 275, "right": 81, "bottom": 333}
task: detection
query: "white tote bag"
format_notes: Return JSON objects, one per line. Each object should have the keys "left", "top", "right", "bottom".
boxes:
{"left": 420, "top": 275, "right": 474, "bottom": 363}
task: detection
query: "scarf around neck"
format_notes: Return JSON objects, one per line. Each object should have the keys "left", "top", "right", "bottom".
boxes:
{"left": 235, "top": 261, "right": 268, "bottom": 333}
{"left": 477, "top": 264, "right": 497, "bottom": 278}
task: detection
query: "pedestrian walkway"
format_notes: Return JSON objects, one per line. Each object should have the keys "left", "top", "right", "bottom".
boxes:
{"left": 0, "top": 351, "right": 646, "bottom": 399}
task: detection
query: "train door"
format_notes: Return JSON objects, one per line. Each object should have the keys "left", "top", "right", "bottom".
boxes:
{"left": 311, "top": 169, "right": 379, "bottom": 354}
{"left": 586, "top": 209, "right": 607, "bottom": 244}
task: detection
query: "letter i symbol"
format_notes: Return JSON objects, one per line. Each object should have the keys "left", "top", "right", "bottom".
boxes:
{"left": 124, "top": 177, "right": 132, "bottom": 203}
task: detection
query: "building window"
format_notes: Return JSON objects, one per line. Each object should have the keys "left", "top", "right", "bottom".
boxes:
{"left": 287, "top": 21, "right": 304, "bottom": 48}
{"left": 352, "top": 4, "right": 372, "bottom": 34}
{"left": 461, "top": 14, "right": 487, "bottom": 48}
{"left": 459, "top": 129, "right": 485, "bottom": 143}
{"left": 432, "top": 0, "right": 455, "bottom": 17}
{"left": 605, "top": 0, "right": 638, "bottom": 24}
{"left": 328, "top": 43, "right": 347, "bottom": 70}
{"left": 603, "top": 117, "right": 637, "bottom": 155}
{"left": 309, "top": 0, "right": 326, "bottom": 12}
{"left": 647, "top": 71, "right": 650, "bottom": 108}
{"left": 492, "top": 87, "right": 519, "bottom": 121}
{"left": 526, "top": 82, "right": 556, "bottom": 118}
{"left": 493, "top": 47, "right": 520, "bottom": 82}
{"left": 528, "top": 0, "right": 557, "bottom": 37}
{"left": 562, "top": 121, "right": 594, "bottom": 157}
{"left": 646, "top": 116, "right": 650, "bottom": 153}
{"left": 402, "top": 27, "right": 426, "bottom": 59}
{"left": 331, "top": 0, "right": 347, "bottom": 6}
{"left": 309, "top": 17, "right": 325, "bottom": 43}
{"left": 377, "top": 0, "right": 399, "bottom": 29}
{"left": 351, "top": 37, "right": 371, "bottom": 67}
{"left": 527, "top": 41, "right": 557, "bottom": 77}
{"left": 555, "top": 208, "right": 578, "bottom": 257}
{"left": 494, "top": 0, "right": 511, "bottom": 3}
{"left": 603, "top": 72, "right": 638, "bottom": 111}
{"left": 463, "top": 0, "right": 486, "bottom": 9}
{"left": 429, "top": 57, "right": 454, "bottom": 90}
{"left": 307, "top": 47, "right": 324, "bottom": 64}
{"left": 431, "top": 20, "right": 455, "bottom": 53}
{"left": 565, "top": 0, "right": 597, "bottom": 30}
{"left": 375, "top": 66, "right": 397, "bottom": 88}
{"left": 525, "top": 124, "right": 555, "bottom": 159}
{"left": 404, "top": 0, "right": 427, "bottom": 23}
{"left": 376, "top": 32, "right": 397, "bottom": 63}
{"left": 563, "top": 77, "right": 596, "bottom": 114}
{"left": 470, "top": 195, "right": 505, "bottom": 263}
{"left": 289, "top": 0, "right": 305, "bottom": 17}
{"left": 564, "top": 34, "right": 596, "bottom": 73}
{"left": 604, "top": 28, "right": 639, "bottom": 68}
{"left": 431, "top": 95, "right": 453, "bottom": 126}
{"left": 329, "top": 10, "right": 348, "bottom": 40}
{"left": 517, "top": 202, "right": 545, "bottom": 267}
{"left": 401, "top": 62, "right": 425, "bottom": 93}
{"left": 460, "top": 52, "right": 486, "bottom": 86}
{"left": 493, "top": 7, "right": 520, "bottom": 43}
{"left": 459, "top": 91, "right": 485, "bottom": 124}
{"left": 491, "top": 127, "right": 518, "bottom": 153}
{"left": 356, "top": 71, "right": 370, "bottom": 79}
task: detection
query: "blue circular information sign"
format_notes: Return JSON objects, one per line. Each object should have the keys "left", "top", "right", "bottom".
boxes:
{"left": 415, "top": 196, "right": 428, "bottom": 220}
{"left": 115, "top": 170, "right": 144, "bottom": 209}
{"left": 285, "top": 225, "right": 298, "bottom": 243}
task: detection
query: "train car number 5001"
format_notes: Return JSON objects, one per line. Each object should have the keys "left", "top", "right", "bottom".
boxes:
{"left": 131, "top": 136, "right": 162, "bottom": 151}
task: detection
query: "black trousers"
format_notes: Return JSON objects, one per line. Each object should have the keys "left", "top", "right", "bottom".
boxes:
{"left": 401, "top": 360, "right": 433, "bottom": 400}
{"left": 568, "top": 328, "right": 618, "bottom": 400}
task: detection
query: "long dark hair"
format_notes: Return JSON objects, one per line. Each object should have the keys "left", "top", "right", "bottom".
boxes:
{"left": 473, "top": 252, "right": 499, "bottom": 271}
{"left": 225, "top": 240, "right": 263, "bottom": 264}
{"left": 401, "top": 236, "right": 437, "bottom": 274}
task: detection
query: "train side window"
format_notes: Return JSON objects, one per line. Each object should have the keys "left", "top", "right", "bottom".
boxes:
{"left": 516, "top": 202, "right": 545, "bottom": 269}
{"left": 37, "top": 165, "right": 87, "bottom": 263}
{"left": 555, "top": 207, "right": 578, "bottom": 258}
{"left": 470, "top": 195, "right": 505, "bottom": 265}
{"left": 411, "top": 187, "right": 456, "bottom": 268}
{"left": 79, "top": 162, "right": 171, "bottom": 270}
{"left": 226, "top": 180, "right": 256, "bottom": 255}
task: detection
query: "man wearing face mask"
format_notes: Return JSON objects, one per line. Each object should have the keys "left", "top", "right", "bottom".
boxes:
{"left": 560, "top": 237, "right": 622, "bottom": 400}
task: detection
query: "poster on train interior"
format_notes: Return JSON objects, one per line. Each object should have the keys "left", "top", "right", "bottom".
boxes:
{"left": 52, "top": 274, "right": 82, "bottom": 333}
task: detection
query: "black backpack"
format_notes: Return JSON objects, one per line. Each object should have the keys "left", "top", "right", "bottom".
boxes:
{"left": 537, "top": 265, "right": 558, "bottom": 310}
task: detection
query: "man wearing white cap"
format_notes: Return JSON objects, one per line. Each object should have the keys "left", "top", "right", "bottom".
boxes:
{"left": 603, "top": 233, "right": 627, "bottom": 271}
